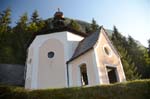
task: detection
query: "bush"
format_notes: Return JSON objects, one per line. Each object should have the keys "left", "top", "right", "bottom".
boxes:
{"left": 0, "top": 79, "right": 150, "bottom": 99}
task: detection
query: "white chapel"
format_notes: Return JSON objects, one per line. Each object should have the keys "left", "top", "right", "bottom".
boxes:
{"left": 25, "top": 10, "right": 126, "bottom": 89}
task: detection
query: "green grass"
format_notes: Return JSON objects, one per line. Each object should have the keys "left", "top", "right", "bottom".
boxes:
{"left": 0, "top": 79, "right": 150, "bottom": 99}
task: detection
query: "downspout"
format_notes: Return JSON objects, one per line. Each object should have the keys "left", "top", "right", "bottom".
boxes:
{"left": 66, "top": 61, "right": 69, "bottom": 87}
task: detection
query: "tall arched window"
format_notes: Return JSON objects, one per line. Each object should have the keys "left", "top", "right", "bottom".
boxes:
{"left": 80, "top": 64, "right": 88, "bottom": 86}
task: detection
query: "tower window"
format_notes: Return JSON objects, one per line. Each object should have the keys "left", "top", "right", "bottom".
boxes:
{"left": 48, "top": 52, "right": 55, "bottom": 58}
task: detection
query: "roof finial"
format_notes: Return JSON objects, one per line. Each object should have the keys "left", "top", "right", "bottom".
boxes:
{"left": 54, "top": 8, "right": 64, "bottom": 19}
{"left": 58, "top": 8, "right": 60, "bottom": 12}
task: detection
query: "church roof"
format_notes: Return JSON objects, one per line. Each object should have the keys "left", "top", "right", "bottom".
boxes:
{"left": 68, "top": 26, "right": 102, "bottom": 62}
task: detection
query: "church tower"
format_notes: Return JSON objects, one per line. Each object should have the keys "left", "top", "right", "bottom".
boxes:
{"left": 52, "top": 8, "right": 65, "bottom": 29}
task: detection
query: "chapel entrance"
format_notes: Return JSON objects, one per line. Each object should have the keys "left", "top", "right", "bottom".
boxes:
{"left": 106, "top": 66, "right": 118, "bottom": 83}
{"left": 80, "top": 64, "right": 88, "bottom": 86}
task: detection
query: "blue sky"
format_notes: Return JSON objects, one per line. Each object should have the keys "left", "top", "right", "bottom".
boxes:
{"left": 1, "top": 0, "right": 150, "bottom": 47}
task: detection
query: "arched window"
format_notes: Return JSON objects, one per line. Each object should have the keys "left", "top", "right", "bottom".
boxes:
{"left": 80, "top": 64, "right": 88, "bottom": 86}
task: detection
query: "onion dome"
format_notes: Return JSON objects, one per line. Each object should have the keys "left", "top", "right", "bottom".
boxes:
{"left": 54, "top": 8, "right": 64, "bottom": 19}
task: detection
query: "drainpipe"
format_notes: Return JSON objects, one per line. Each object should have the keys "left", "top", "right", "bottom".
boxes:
{"left": 66, "top": 62, "right": 69, "bottom": 87}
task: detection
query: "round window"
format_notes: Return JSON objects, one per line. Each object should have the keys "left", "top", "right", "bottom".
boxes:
{"left": 48, "top": 52, "right": 55, "bottom": 58}
{"left": 104, "top": 47, "right": 111, "bottom": 56}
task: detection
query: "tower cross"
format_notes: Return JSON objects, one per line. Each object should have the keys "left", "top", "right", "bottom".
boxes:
{"left": 58, "top": 8, "right": 60, "bottom": 12}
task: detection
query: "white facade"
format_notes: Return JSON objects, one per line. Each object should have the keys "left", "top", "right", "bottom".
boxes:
{"left": 25, "top": 28, "right": 126, "bottom": 89}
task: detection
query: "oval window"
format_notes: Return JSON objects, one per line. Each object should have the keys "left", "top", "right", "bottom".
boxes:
{"left": 48, "top": 52, "right": 55, "bottom": 58}
{"left": 104, "top": 47, "right": 111, "bottom": 56}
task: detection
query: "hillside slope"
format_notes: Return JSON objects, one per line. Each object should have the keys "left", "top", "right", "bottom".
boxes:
{"left": 0, "top": 79, "right": 150, "bottom": 99}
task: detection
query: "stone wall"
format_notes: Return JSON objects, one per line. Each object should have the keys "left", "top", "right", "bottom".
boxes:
{"left": 0, "top": 64, "right": 25, "bottom": 86}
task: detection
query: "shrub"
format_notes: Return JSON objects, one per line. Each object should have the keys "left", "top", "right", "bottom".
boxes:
{"left": 0, "top": 79, "right": 150, "bottom": 99}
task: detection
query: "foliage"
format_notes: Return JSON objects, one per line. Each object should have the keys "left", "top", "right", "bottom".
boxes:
{"left": 68, "top": 20, "right": 81, "bottom": 31}
{"left": 91, "top": 18, "right": 99, "bottom": 31}
{"left": 85, "top": 18, "right": 99, "bottom": 33}
{"left": 143, "top": 39, "right": 150, "bottom": 78}
{"left": 12, "top": 13, "right": 29, "bottom": 64}
{"left": 0, "top": 8, "right": 13, "bottom": 63}
{"left": 148, "top": 39, "right": 150, "bottom": 57}
{"left": 0, "top": 79, "right": 150, "bottom": 99}
{"left": 31, "top": 10, "right": 40, "bottom": 23}
{"left": 28, "top": 10, "right": 45, "bottom": 32}
{"left": 111, "top": 26, "right": 141, "bottom": 80}
{"left": 0, "top": 9, "right": 45, "bottom": 64}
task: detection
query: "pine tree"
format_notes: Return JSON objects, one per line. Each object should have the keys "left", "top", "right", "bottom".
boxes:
{"left": 143, "top": 39, "right": 150, "bottom": 78}
{"left": 148, "top": 39, "right": 150, "bottom": 58}
{"left": 0, "top": 8, "right": 11, "bottom": 42}
{"left": 91, "top": 18, "right": 99, "bottom": 32}
{"left": 85, "top": 18, "right": 99, "bottom": 34}
{"left": 111, "top": 26, "right": 141, "bottom": 80}
{"left": 127, "top": 36, "right": 147, "bottom": 78}
{"left": 31, "top": 10, "right": 40, "bottom": 23}
{"left": 28, "top": 10, "right": 44, "bottom": 32}
{"left": 30, "top": 10, "right": 39, "bottom": 31}
{"left": 111, "top": 26, "right": 122, "bottom": 45}
{"left": 13, "top": 13, "right": 29, "bottom": 64}
{"left": 0, "top": 8, "right": 13, "bottom": 63}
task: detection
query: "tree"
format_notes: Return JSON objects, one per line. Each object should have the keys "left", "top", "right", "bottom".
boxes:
{"left": 111, "top": 26, "right": 141, "bottom": 80}
{"left": 118, "top": 43, "right": 141, "bottom": 80}
{"left": 29, "top": 10, "right": 39, "bottom": 32}
{"left": 68, "top": 20, "right": 80, "bottom": 31}
{"left": 31, "top": 10, "right": 40, "bottom": 23}
{"left": 28, "top": 10, "right": 45, "bottom": 32}
{"left": 91, "top": 18, "right": 99, "bottom": 32}
{"left": 13, "top": 13, "right": 29, "bottom": 64}
{"left": 148, "top": 39, "right": 150, "bottom": 57}
{"left": 111, "top": 26, "right": 123, "bottom": 46}
{"left": 142, "top": 39, "right": 150, "bottom": 78}
{"left": 0, "top": 8, "right": 11, "bottom": 26}
{"left": 85, "top": 26, "right": 91, "bottom": 34}
{"left": 127, "top": 36, "right": 147, "bottom": 78}
{"left": 0, "top": 8, "right": 13, "bottom": 63}
{"left": 85, "top": 18, "right": 99, "bottom": 34}
{"left": 0, "top": 8, "right": 11, "bottom": 42}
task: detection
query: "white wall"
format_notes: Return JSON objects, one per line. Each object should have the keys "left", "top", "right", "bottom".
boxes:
{"left": 94, "top": 28, "right": 126, "bottom": 84}
{"left": 25, "top": 31, "right": 84, "bottom": 89}
{"left": 68, "top": 50, "right": 100, "bottom": 87}
{"left": 66, "top": 32, "right": 84, "bottom": 60}
{"left": 68, "top": 28, "right": 126, "bottom": 88}
{"left": 37, "top": 38, "right": 66, "bottom": 89}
